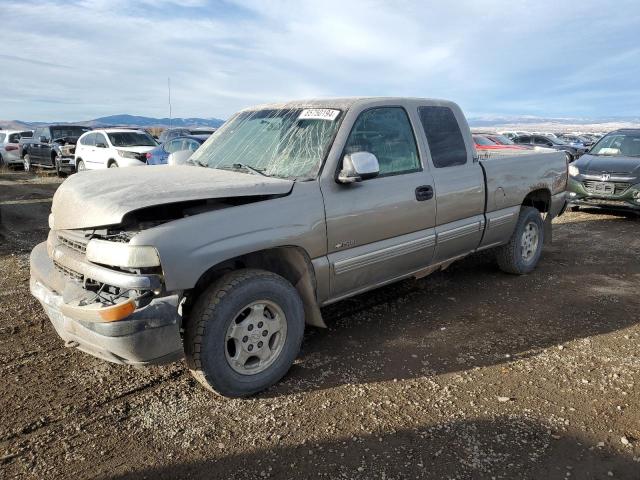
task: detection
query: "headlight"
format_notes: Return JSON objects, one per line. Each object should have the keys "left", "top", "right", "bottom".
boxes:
{"left": 86, "top": 239, "right": 160, "bottom": 268}
{"left": 568, "top": 165, "right": 580, "bottom": 177}
{"left": 117, "top": 150, "right": 140, "bottom": 159}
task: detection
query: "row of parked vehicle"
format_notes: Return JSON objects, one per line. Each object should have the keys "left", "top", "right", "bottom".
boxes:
{"left": 0, "top": 125, "right": 216, "bottom": 175}
{"left": 470, "top": 130, "right": 607, "bottom": 163}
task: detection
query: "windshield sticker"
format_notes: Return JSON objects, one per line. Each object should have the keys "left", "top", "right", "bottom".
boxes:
{"left": 298, "top": 109, "right": 340, "bottom": 121}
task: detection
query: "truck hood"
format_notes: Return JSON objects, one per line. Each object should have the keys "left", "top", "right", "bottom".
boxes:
{"left": 51, "top": 165, "right": 294, "bottom": 230}
{"left": 575, "top": 154, "right": 640, "bottom": 177}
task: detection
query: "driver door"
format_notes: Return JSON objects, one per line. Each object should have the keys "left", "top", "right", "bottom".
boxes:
{"left": 322, "top": 106, "right": 437, "bottom": 300}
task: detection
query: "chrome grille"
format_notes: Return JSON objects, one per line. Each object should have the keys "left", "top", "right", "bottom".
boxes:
{"left": 57, "top": 231, "right": 88, "bottom": 254}
{"left": 583, "top": 180, "right": 631, "bottom": 196}
{"left": 54, "top": 260, "right": 83, "bottom": 281}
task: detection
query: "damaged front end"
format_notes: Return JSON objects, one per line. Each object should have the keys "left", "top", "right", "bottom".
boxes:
{"left": 30, "top": 223, "right": 183, "bottom": 365}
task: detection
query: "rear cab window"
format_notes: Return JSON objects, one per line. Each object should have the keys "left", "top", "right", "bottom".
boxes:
{"left": 418, "top": 106, "right": 467, "bottom": 168}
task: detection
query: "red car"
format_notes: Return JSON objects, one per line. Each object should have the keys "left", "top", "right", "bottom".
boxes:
{"left": 473, "top": 135, "right": 521, "bottom": 150}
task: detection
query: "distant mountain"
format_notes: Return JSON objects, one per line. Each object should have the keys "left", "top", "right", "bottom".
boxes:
{"left": 0, "top": 115, "right": 225, "bottom": 130}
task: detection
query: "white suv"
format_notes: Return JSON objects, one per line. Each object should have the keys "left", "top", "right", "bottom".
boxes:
{"left": 75, "top": 129, "right": 157, "bottom": 170}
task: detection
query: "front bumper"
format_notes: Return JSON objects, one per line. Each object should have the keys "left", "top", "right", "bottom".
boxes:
{"left": 58, "top": 156, "right": 76, "bottom": 171}
{"left": 568, "top": 177, "right": 640, "bottom": 211}
{"left": 30, "top": 242, "right": 184, "bottom": 365}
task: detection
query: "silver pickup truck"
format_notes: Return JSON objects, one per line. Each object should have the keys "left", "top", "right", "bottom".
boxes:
{"left": 30, "top": 98, "right": 567, "bottom": 397}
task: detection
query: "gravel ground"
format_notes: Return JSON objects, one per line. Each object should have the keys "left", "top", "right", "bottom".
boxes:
{"left": 1, "top": 171, "right": 639, "bottom": 479}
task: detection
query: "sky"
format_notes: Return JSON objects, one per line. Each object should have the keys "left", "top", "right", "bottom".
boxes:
{"left": 1, "top": 0, "right": 639, "bottom": 122}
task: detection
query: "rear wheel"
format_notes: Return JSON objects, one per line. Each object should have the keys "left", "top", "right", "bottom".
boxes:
{"left": 185, "top": 269, "right": 305, "bottom": 397}
{"left": 23, "top": 154, "right": 31, "bottom": 172}
{"left": 496, "top": 206, "right": 544, "bottom": 275}
{"left": 108, "top": 161, "right": 119, "bottom": 168}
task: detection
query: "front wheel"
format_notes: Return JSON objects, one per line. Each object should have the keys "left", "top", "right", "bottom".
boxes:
{"left": 23, "top": 154, "right": 31, "bottom": 172}
{"left": 496, "top": 206, "right": 544, "bottom": 275}
{"left": 185, "top": 269, "right": 305, "bottom": 397}
{"left": 54, "top": 155, "right": 64, "bottom": 177}
{"left": 76, "top": 160, "right": 86, "bottom": 172}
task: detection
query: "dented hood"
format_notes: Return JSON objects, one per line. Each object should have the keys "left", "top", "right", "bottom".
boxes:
{"left": 51, "top": 165, "right": 294, "bottom": 230}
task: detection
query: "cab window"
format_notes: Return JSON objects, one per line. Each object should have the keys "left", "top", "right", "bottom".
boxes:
{"left": 343, "top": 107, "right": 420, "bottom": 177}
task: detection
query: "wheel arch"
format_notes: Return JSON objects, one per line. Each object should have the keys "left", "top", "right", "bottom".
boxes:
{"left": 522, "top": 188, "right": 552, "bottom": 244}
{"left": 107, "top": 158, "right": 117, "bottom": 167}
{"left": 522, "top": 188, "right": 551, "bottom": 213}
{"left": 187, "top": 246, "right": 326, "bottom": 328}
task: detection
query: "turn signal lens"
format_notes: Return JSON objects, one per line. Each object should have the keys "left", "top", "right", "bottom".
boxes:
{"left": 97, "top": 300, "right": 136, "bottom": 322}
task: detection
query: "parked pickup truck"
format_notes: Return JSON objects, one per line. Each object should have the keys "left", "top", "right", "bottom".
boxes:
{"left": 30, "top": 98, "right": 567, "bottom": 397}
{"left": 21, "top": 125, "right": 92, "bottom": 175}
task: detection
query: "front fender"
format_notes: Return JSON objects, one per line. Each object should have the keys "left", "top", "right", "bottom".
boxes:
{"left": 130, "top": 182, "right": 327, "bottom": 292}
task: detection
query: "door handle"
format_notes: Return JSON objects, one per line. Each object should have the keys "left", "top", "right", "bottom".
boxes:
{"left": 415, "top": 185, "right": 434, "bottom": 201}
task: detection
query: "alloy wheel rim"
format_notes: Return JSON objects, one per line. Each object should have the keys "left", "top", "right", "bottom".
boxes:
{"left": 520, "top": 222, "right": 539, "bottom": 262}
{"left": 224, "top": 300, "right": 288, "bottom": 375}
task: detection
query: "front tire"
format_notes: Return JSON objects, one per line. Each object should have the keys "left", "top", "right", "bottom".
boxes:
{"left": 185, "top": 269, "right": 305, "bottom": 397}
{"left": 54, "top": 155, "right": 64, "bottom": 177}
{"left": 496, "top": 206, "right": 544, "bottom": 275}
{"left": 76, "top": 160, "right": 86, "bottom": 172}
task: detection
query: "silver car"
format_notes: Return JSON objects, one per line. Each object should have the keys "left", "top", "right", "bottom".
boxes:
{"left": 0, "top": 130, "right": 32, "bottom": 166}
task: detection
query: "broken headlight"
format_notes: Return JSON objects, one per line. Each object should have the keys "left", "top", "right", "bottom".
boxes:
{"left": 86, "top": 239, "right": 160, "bottom": 268}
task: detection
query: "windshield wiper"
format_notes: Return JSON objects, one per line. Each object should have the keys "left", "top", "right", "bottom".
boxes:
{"left": 187, "top": 158, "right": 208, "bottom": 167}
{"left": 218, "top": 163, "right": 269, "bottom": 177}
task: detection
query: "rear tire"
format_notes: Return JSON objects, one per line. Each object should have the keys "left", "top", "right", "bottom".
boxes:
{"left": 496, "top": 206, "right": 544, "bottom": 275}
{"left": 23, "top": 154, "right": 31, "bottom": 172}
{"left": 185, "top": 269, "right": 305, "bottom": 397}
{"left": 108, "top": 161, "right": 118, "bottom": 168}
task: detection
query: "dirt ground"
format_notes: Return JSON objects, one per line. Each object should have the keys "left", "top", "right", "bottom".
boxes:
{"left": 1, "top": 170, "right": 639, "bottom": 479}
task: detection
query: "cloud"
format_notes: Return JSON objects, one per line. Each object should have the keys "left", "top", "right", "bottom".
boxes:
{"left": 0, "top": 0, "right": 638, "bottom": 121}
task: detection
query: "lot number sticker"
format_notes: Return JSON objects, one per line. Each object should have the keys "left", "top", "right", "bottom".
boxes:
{"left": 298, "top": 109, "right": 340, "bottom": 121}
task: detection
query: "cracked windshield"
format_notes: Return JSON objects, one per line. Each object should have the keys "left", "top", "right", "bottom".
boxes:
{"left": 189, "top": 108, "right": 342, "bottom": 179}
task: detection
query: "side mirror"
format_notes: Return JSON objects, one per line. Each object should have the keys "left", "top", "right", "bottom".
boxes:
{"left": 167, "top": 149, "right": 192, "bottom": 166}
{"left": 96, "top": 143, "right": 107, "bottom": 148}
{"left": 39, "top": 136, "right": 48, "bottom": 143}
{"left": 338, "top": 152, "right": 379, "bottom": 184}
